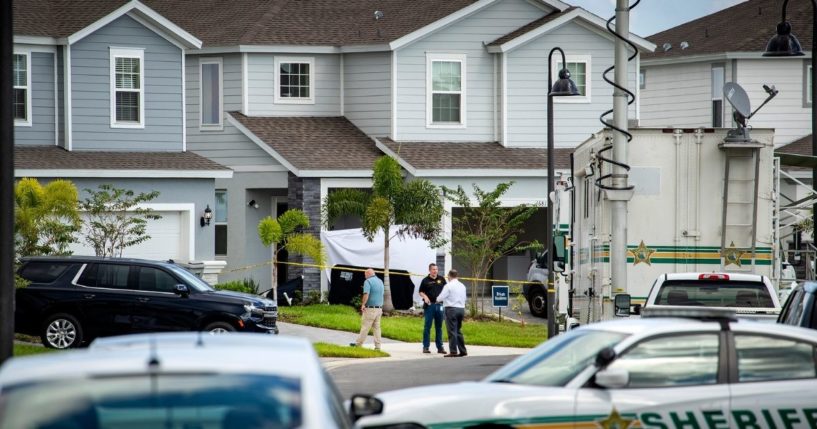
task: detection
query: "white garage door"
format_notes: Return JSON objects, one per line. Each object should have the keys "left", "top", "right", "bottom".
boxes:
{"left": 69, "top": 211, "right": 189, "bottom": 262}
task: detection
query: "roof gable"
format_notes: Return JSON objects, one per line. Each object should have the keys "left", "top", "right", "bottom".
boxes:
{"left": 644, "top": 0, "right": 812, "bottom": 62}
{"left": 486, "top": 7, "right": 655, "bottom": 53}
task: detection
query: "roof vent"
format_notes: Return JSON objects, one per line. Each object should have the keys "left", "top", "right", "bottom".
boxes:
{"left": 374, "top": 10, "right": 384, "bottom": 20}
{"left": 662, "top": 42, "right": 672, "bottom": 52}
{"left": 680, "top": 41, "right": 689, "bottom": 50}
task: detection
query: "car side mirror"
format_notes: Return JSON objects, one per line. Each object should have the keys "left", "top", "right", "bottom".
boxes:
{"left": 631, "top": 303, "right": 642, "bottom": 315}
{"left": 174, "top": 284, "right": 190, "bottom": 297}
{"left": 614, "top": 294, "right": 631, "bottom": 317}
{"left": 349, "top": 394, "right": 383, "bottom": 422}
{"left": 595, "top": 367, "right": 630, "bottom": 389}
{"left": 595, "top": 346, "right": 616, "bottom": 368}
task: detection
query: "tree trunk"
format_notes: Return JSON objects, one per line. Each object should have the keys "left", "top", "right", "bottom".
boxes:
{"left": 382, "top": 232, "right": 395, "bottom": 313}
{"left": 271, "top": 246, "right": 278, "bottom": 301}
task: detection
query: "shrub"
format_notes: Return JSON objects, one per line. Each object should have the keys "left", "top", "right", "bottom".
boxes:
{"left": 303, "top": 289, "right": 324, "bottom": 305}
{"left": 215, "top": 278, "right": 259, "bottom": 295}
{"left": 15, "top": 274, "right": 29, "bottom": 289}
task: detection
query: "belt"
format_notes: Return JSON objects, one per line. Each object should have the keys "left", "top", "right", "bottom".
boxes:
{"left": 366, "top": 306, "right": 382, "bottom": 308}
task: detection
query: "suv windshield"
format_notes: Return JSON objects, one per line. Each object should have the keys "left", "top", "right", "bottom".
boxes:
{"left": 168, "top": 265, "right": 215, "bottom": 292}
{"left": 655, "top": 280, "right": 774, "bottom": 308}
{"left": 0, "top": 373, "right": 301, "bottom": 429}
{"left": 486, "top": 329, "right": 627, "bottom": 387}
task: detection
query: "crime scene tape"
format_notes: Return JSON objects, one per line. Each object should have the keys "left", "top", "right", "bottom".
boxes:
{"left": 220, "top": 259, "right": 560, "bottom": 290}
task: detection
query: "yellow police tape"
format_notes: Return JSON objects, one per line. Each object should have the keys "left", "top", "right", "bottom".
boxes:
{"left": 221, "top": 259, "right": 558, "bottom": 292}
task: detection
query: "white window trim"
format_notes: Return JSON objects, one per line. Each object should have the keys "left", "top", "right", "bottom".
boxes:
{"left": 426, "top": 53, "right": 467, "bottom": 129}
{"left": 274, "top": 56, "right": 316, "bottom": 105}
{"left": 109, "top": 47, "right": 145, "bottom": 129}
{"left": 199, "top": 57, "right": 223, "bottom": 130}
{"left": 806, "top": 64, "right": 812, "bottom": 106}
{"left": 13, "top": 51, "right": 32, "bottom": 127}
{"left": 552, "top": 54, "right": 591, "bottom": 104}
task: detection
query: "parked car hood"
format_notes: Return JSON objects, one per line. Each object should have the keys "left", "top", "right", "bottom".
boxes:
{"left": 199, "top": 290, "right": 276, "bottom": 308}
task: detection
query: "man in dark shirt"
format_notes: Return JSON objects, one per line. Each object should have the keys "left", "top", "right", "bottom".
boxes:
{"left": 419, "top": 263, "right": 447, "bottom": 354}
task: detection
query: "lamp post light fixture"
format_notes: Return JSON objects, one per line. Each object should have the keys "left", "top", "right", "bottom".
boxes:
{"left": 764, "top": 0, "right": 816, "bottom": 249}
{"left": 546, "top": 47, "right": 580, "bottom": 338}
{"left": 201, "top": 205, "right": 213, "bottom": 227}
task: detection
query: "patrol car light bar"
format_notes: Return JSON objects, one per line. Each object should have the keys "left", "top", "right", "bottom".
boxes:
{"left": 641, "top": 307, "right": 738, "bottom": 321}
{"left": 699, "top": 274, "right": 730, "bottom": 281}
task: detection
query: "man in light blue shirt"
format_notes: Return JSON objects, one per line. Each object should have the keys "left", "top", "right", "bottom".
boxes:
{"left": 350, "top": 268, "right": 384, "bottom": 350}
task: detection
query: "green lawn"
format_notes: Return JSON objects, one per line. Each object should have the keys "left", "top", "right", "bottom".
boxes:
{"left": 13, "top": 343, "right": 56, "bottom": 357}
{"left": 313, "top": 342, "right": 389, "bottom": 358}
{"left": 281, "top": 305, "right": 546, "bottom": 348}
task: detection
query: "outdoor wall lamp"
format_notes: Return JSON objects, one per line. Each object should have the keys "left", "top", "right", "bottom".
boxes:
{"left": 763, "top": 0, "right": 816, "bottom": 242}
{"left": 201, "top": 205, "right": 213, "bottom": 227}
{"left": 546, "top": 47, "right": 580, "bottom": 339}
{"left": 248, "top": 199, "right": 259, "bottom": 209}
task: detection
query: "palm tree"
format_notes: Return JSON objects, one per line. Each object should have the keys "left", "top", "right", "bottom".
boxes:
{"left": 258, "top": 209, "right": 324, "bottom": 300}
{"left": 323, "top": 156, "right": 445, "bottom": 312}
{"left": 14, "top": 178, "right": 81, "bottom": 257}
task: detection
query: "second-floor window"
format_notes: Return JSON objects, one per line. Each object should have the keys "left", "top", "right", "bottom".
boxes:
{"left": 274, "top": 57, "right": 315, "bottom": 104}
{"left": 427, "top": 53, "right": 466, "bottom": 128}
{"left": 110, "top": 48, "right": 144, "bottom": 128}
{"left": 13, "top": 52, "right": 31, "bottom": 125}
{"left": 712, "top": 65, "right": 725, "bottom": 127}
{"left": 554, "top": 55, "right": 591, "bottom": 103}
{"left": 200, "top": 58, "right": 223, "bottom": 129}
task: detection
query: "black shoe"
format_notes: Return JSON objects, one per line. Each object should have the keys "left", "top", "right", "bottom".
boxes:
{"left": 443, "top": 353, "right": 459, "bottom": 357}
{"left": 349, "top": 343, "right": 358, "bottom": 347}
{"left": 457, "top": 353, "right": 468, "bottom": 357}
{"left": 437, "top": 349, "right": 447, "bottom": 354}
{"left": 422, "top": 348, "right": 431, "bottom": 354}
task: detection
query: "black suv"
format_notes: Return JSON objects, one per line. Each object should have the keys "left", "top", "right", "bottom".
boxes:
{"left": 778, "top": 281, "right": 817, "bottom": 329}
{"left": 15, "top": 256, "right": 278, "bottom": 349}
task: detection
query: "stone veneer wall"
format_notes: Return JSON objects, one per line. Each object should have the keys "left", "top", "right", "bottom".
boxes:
{"left": 287, "top": 173, "right": 322, "bottom": 293}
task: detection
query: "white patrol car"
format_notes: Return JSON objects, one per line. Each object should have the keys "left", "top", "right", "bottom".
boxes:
{"left": 642, "top": 272, "right": 781, "bottom": 322}
{"left": 0, "top": 333, "right": 355, "bottom": 429}
{"left": 356, "top": 308, "right": 817, "bottom": 429}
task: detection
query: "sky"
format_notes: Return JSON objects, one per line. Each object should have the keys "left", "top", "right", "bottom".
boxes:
{"left": 567, "top": 0, "right": 746, "bottom": 37}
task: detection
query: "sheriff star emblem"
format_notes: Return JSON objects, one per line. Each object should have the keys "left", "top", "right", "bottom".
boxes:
{"left": 596, "top": 408, "right": 635, "bottom": 429}
{"left": 629, "top": 240, "right": 655, "bottom": 266}
{"left": 722, "top": 241, "right": 747, "bottom": 267}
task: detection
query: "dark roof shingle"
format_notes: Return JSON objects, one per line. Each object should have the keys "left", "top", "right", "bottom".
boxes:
{"left": 777, "top": 134, "right": 812, "bottom": 156}
{"left": 488, "top": 7, "right": 575, "bottom": 47}
{"left": 15, "top": 146, "right": 230, "bottom": 171}
{"left": 14, "top": 0, "right": 483, "bottom": 47}
{"left": 644, "top": 0, "right": 812, "bottom": 60}
{"left": 229, "top": 114, "right": 383, "bottom": 171}
{"left": 378, "top": 138, "right": 572, "bottom": 171}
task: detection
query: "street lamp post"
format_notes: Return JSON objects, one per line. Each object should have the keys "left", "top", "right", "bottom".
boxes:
{"left": 546, "top": 47, "right": 579, "bottom": 338}
{"left": 764, "top": 0, "right": 816, "bottom": 247}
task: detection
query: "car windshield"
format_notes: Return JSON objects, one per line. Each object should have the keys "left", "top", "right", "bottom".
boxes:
{"left": 486, "top": 329, "right": 627, "bottom": 387}
{"left": 655, "top": 280, "right": 774, "bottom": 308}
{"left": 168, "top": 265, "right": 215, "bottom": 292}
{"left": 0, "top": 373, "right": 301, "bottom": 429}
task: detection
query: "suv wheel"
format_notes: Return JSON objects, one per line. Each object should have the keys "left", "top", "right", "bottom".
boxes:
{"left": 205, "top": 321, "right": 236, "bottom": 334}
{"left": 527, "top": 286, "right": 547, "bottom": 318}
{"left": 41, "top": 313, "right": 83, "bottom": 349}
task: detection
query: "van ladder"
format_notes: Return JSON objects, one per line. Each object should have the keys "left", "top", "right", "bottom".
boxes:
{"left": 719, "top": 142, "right": 763, "bottom": 271}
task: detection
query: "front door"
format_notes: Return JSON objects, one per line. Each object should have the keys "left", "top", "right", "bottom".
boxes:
{"left": 130, "top": 265, "right": 198, "bottom": 332}
{"left": 575, "top": 332, "right": 732, "bottom": 428}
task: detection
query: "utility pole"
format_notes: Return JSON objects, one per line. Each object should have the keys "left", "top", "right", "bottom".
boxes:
{"left": 1, "top": 0, "right": 15, "bottom": 364}
{"left": 610, "top": 0, "right": 632, "bottom": 298}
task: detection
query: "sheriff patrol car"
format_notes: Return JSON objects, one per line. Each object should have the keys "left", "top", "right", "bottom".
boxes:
{"left": 357, "top": 308, "right": 817, "bottom": 429}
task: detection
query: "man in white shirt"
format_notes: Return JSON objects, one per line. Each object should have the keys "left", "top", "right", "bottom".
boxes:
{"left": 436, "top": 269, "right": 467, "bottom": 357}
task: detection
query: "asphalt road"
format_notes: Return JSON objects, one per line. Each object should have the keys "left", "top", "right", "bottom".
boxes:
{"left": 328, "top": 355, "right": 518, "bottom": 399}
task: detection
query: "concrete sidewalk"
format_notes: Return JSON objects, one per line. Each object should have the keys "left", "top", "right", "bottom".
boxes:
{"left": 278, "top": 322, "right": 530, "bottom": 369}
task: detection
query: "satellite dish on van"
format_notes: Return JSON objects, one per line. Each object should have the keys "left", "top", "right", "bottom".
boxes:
{"left": 722, "top": 81, "right": 778, "bottom": 143}
{"left": 723, "top": 82, "right": 751, "bottom": 120}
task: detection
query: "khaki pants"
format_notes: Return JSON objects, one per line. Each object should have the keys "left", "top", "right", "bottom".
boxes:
{"left": 354, "top": 307, "right": 382, "bottom": 349}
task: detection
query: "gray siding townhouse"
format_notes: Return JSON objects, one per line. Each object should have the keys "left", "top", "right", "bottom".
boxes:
{"left": 13, "top": 0, "right": 654, "bottom": 292}
{"left": 12, "top": 1, "right": 232, "bottom": 281}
